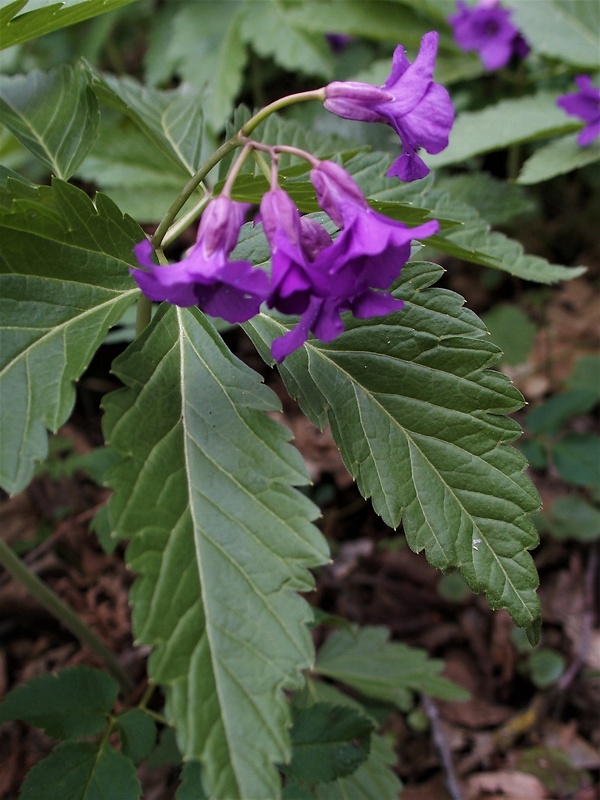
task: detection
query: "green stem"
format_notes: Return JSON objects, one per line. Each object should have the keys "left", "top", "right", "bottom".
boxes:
{"left": 240, "top": 88, "right": 326, "bottom": 137}
{"left": 135, "top": 294, "right": 153, "bottom": 337}
{"left": 0, "top": 537, "right": 134, "bottom": 694}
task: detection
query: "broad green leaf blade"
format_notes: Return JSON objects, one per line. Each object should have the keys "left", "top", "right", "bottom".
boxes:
{"left": 316, "top": 734, "right": 401, "bottom": 800}
{"left": 425, "top": 91, "right": 580, "bottom": 169}
{"left": 506, "top": 0, "right": 600, "bottom": 68}
{"left": 103, "top": 306, "right": 329, "bottom": 800}
{"left": 0, "top": 64, "right": 99, "bottom": 179}
{"left": 0, "top": 178, "right": 140, "bottom": 494}
{"left": 176, "top": 762, "right": 209, "bottom": 800}
{"left": 0, "top": 666, "right": 118, "bottom": 739}
{"left": 238, "top": 0, "right": 333, "bottom": 80}
{"left": 117, "top": 709, "right": 157, "bottom": 763}
{"left": 314, "top": 627, "right": 469, "bottom": 707}
{"left": 87, "top": 67, "right": 214, "bottom": 176}
{"left": 518, "top": 134, "right": 600, "bottom": 185}
{"left": 245, "top": 261, "right": 542, "bottom": 638}
{"left": 20, "top": 742, "right": 141, "bottom": 800}
{"left": 283, "top": 703, "right": 373, "bottom": 784}
{"left": 0, "top": 0, "right": 137, "bottom": 49}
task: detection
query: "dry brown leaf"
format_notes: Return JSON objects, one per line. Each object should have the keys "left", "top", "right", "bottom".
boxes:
{"left": 466, "top": 769, "right": 548, "bottom": 800}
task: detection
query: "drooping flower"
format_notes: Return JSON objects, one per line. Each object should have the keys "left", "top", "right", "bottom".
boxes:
{"left": 448, "top": 0, "right": 529, "bottom": 71}
{"left": 557, "top": 76, "right": 600, "bottom": 146}
{"left": 323, "top": 32, "right": 454, "bottom": 181}
{"left": 260, "top": 162, "right": 439, "bottom": 361}
{"left": 131, "top": 195, "right": 269, "bottom": 323}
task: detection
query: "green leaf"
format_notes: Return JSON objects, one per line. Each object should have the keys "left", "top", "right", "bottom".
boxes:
{"left": 103, "top": 306, "right": 329, "bottom": 800}
{"left": 437, "top": 173, "right": 537, "bottom": 228}
{"left": 0, "top": 0, "right": 137, "bottom": 49}
{"left": 245, "top": 261, "right": 542, "bottom": 638}
{"left": 150, "top": 0, "right": 247, "bottom": 130}
{"left": 314, "top": 627, "right": 469, "bottom": 708}
{"left": 426, "top": 91, "right": 580, "bottom": 169}
{"left": 482, "top": 305, "right": 537, "bottom": 366}
{"left": 20, "top": 741, "right": 141, "bottom": 800}
{"left": 176, "top": 761, "right": 209, "bottom": 800}
{"left": 87, "top": 68, "right": 214, "bottom": 176}
{"left": 0, "top": 178, "right": 140, "bottom": 494}
{"left": 553, "top": 434, "right": 600, "bottom": 488}
{"left": 117, "top": 709, "right": 157, "bottom": 764}
{"left": 518, "top": 133, "right": 600, "bottom": 185}
{"left": 315, "top": 734, "right": 402, "bottom": 800}
{"left": 0, "top": 666, "right": 118, "bottom": 739}
{"left": 527, "top": 648, "right": 565, "bottom": 689}
{"left": 238, "top": 0, "right": 333, "bottom": 79}
{"left": 566, "top": 354, "right": 600, "bottom": 397}
{"left": 525, "top": 390, "right": 598, "bottom": 436}
{"left": 506, "top": 0, "right": 600, "bottom": 68}
{"left": 0, "top": 64, "right": 99, "bottom": 179}
{"left": 546, "top": 495, "right": 600, "bottom": 543}
{"left": 283, "top": 703, "right": 373, "bottom": 785}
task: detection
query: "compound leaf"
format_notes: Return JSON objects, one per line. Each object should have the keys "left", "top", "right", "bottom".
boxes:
{"left": 0, "top": 666, "right": 118, "bottom": 739}
{"left": 0, "top": 178, "right": 140, "bottom": 494}
{"left": 245, "top": 261, "right": 542, "bottom": 640}
{"left": 20, "top": 741, "right": 140, "bottom": 800}
{"left": 103, "top": 305, "right": 329, "bottom": 799}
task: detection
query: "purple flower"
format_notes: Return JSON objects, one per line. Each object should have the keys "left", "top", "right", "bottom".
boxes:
{"left": 448, "top": 0, "right": 529, "bottom": 71}
{"left": 557, "top": 76, "right": 600, "bottom": 146}
{"left": 261, "top": 162, "right": 439, "bottom": 361}
{"left": 323, "top": 32, "right": 454, "bottom": 181}
{"left": 131, "top": 195, "right": 269, "bottom": 323}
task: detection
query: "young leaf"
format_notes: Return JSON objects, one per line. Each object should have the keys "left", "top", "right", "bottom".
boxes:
{"left": 103, "top": 306, "right": 329, "bottom": 800}
{"left": 282, "top": 703, "right": 373, "bottom": 785}
{"left": 425, "top": 91, "right": 580, "bottom": 169}
{"left": 314, "top": 627, "right": 469, "bottom": 708}
{"left": 0, "top": 178, "right": 140, "bottom": 494}
{"left": 19, "top": 741, "right": 141, "bottom": 800}
{"left": 0, "top": 666, "right": 118, "bottom": 739}
{"left": 117, "top": 709, "right": 157, "bottom": 763}
{"left": 245, "top": 261, "right": 542, "bottom": 640}
{"left": 0, "top": 64, "right": 99, "bottom": 179}
{"left": 0, "top": 0, "right": 137, "bottom": 50}
{"left": 518, "top": 134, "right": 600, "bottom": 185}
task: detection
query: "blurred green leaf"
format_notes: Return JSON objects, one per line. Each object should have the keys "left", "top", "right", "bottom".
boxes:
{"left": 518, "top": 134, "right": 600, "bottom": 185}
{"left": 283, "top": 703, "right": 373, "bottom": 785}
{"left": 566, "top": 354, "right": 600, "bottom": 398}
{"left": 20, "top": 741, "right": 140, "bottom": 800}
{"left": 554, "top": 434, "right": 600, "bottom": 488}
{"left": 0, "top": 666, "right": 117, "bottom": 739}
{"left": 546, "top": 495, "right": 600, "bottom": 542}
{"left": 517, "top": 746, "right": 589, "bottom": 793}
{"left": 525, "top": 390, "right": 598, "bottom": 436}
{"left": 176, "top": 761, "right": 208, "bottom": 800}
{"left": 117, "top": 709, "right": 157, "bottom": 764}
{"left": 527, "top": 649, "right": 565, "bottom": 689}
{"left": 482, "top": 305, "right": 537, "bottom": 366}
{"left": 0, "top": 64, "right": 98, "bottom": 179}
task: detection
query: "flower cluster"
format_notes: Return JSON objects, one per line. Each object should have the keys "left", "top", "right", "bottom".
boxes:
{"left": 448, "top": 0, "right": 529, "bottom": 71}
{"left": 131, "top": 33, "right": 451, "bottom": 361}
{"left": 131, "top": 162, "right": 439, "bottom": 361}
{"left": 323, "top": 31, "right": 454, "bottom": 181}
{"left": 557, "top": 76, "right": 600, "bottom": 146}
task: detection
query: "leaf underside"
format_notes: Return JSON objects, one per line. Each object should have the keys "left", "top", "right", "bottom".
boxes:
{"left": 103, "top": 306, "right": 329, "bottom": 799}
{"left": 245, "top": 260, "right": 542, "bottom": 640}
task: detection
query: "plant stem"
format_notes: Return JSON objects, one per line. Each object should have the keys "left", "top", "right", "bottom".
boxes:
{"left": 135, "top": 294, "right": 153, "bottom": 338}
{"left": 0, "top": 537, "right": 134, "bottom": 694}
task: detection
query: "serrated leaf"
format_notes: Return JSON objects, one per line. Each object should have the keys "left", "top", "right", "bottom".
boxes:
{"left": 518, "top": 134, "right": 600, "bottom": 185}
{"left": 0, "top": 178, "right": 140, "bottom": 494}
{"left": 117, "top": 709, "right": 157, "bottom": 763}
{"left": 102, "top": 306, "right": 329, "bottom": 799}
{"left": 314, "top": 627, "right": 468, "bottom": 708}
{"left": 87, "top": 68, "right": 214, "bottom": 176}
{"left": 426, "top": 91, "right": 581, "bottom": 169}
{"left": 0, "top": 64, "right": 99, "bottom": 179}
{"left": 506, "top": 0, "right": 600, "bottom": 68}
{"left": 20, "top": 741, "right": 141, "bottom": 800}
{"left": 437, "top": 173, "right": 537, "bottom": 227}
{"left": 315, "top": 734, "right": 401, "bottom": 800}
{"left": 0, "top": 666, "right": 118, "bottom": 739}
{"left": 176, "top": 761, "right": 209, "bottom": 800}
{"left": 0, "top": 0, "right": 137, "bottom": 49}
{"left": 283, "top": 703, "right": 373, "bottom": 785}
{"left": 238, "top": 0, "right": 333, "bottom": 79}
{"left": 245, "top": 261, "right": 542, "bottom": 637}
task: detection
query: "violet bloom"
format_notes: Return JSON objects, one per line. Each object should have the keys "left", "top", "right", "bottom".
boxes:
{"left": 261, "top": 162, "right": 439, "bottom": 361}
{"left": 323, "top": 32, "right": 454, "bottom": 181}
{"left": 557, "top": 76, "right": 600, "bottom": 146}
{"left": 448, "top": 0, "right": 529, "bottom": 71}
{"left": 131, "top": 196, "right": 269, "bottom": 323}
